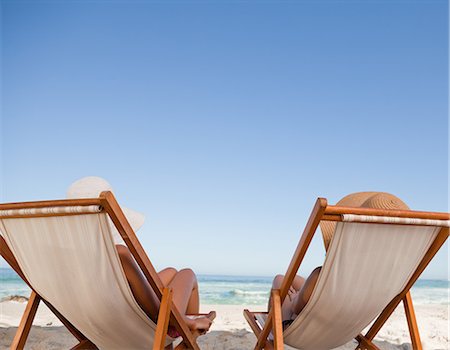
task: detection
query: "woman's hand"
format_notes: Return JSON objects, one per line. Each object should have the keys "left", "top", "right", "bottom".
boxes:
{"left": 287, "top": 286, "right": 297, "bottom": 301}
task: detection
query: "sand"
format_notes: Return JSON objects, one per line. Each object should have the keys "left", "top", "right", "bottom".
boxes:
{"left": 0, "top": 301, "right": 448, "bottom": 349}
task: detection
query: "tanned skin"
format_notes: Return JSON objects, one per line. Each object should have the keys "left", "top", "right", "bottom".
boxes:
{"left": 116, "top": 245, "right": 212, "bottom": 334}
{"left": 269, "top": 267, "right": 322, "bottom": 323}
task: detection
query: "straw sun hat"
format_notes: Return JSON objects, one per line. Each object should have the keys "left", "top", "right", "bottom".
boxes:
{"left": 66, "top": 177, "right": 145, "bottom": 240}
{"left": 320, "top": 192, "right": 410, "bottom": 244}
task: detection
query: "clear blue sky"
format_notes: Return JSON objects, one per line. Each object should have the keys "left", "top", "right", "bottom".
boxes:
{"left": 1, "top": 0, "right": 448, "bottom": 279}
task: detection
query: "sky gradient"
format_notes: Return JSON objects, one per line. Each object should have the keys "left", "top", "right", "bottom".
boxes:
{"left": 1, "top": 0, "right": 448, "bottom": 279}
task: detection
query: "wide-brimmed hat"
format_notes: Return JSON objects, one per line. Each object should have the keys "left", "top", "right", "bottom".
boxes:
{"left": 66, "top": 176, "right": 145, "bottom": 233}
{"left": 320, "top": 192, "right": 409, "bottom": 244}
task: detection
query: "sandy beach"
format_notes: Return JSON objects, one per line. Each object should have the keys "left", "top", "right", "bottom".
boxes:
{"left": 0, "top": 300, "right": 447, "bottom": 349}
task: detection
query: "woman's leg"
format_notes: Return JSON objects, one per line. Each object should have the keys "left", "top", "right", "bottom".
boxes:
{"left": 167, "top": 269, "right": 199, "bottom": 314}
{"left": 186, "top": 274, "right": 200, "bottom": 315}
{"left": 271, "top": 274, "right": 305, "bottom": 291}
{"left": 158, "top": 267, "right": 178, "bottom": 287}
{"left": 116, "top": 245, "right": 160, "bottom": 323}
{"left": 270, "top": 274, "right": 306, "bottom": 321}
{"left": 117, "top": 246, "right": 209, "bottom": 332}
{"left": 292, "top": 266, "right": 321, "bottom": 315}
{"left": 167, "top": 269, "right": 210, "bottom": 333}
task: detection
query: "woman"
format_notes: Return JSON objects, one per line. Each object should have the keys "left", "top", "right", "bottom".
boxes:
{"left": 66, "top": 176, "right": 212, "bottom": 335}
{"left": 271, "top": 191, "right": 410, "bottom": 329}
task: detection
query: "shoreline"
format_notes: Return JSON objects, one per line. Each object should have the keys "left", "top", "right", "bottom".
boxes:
{"left": 1, "top": 301, "right": 448, "bottom": 349}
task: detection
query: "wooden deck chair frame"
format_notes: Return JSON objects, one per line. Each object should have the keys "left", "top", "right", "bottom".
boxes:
{"left": 243, "top": 198, "right": 449, "bottom": 350}
{"left": 0, "top": 191, "right": 215, "bottom": 350}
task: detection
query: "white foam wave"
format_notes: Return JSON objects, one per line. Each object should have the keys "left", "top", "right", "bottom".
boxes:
{"left": 230, "top": 289, "right": 268, "bottom": 296}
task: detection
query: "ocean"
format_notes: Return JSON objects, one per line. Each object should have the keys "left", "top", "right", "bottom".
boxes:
{"left": 1, "top": 268, "right": 448, "bottom": 306}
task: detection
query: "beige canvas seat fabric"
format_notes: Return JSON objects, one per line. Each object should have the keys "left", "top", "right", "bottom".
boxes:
{"left": 0, "top": 211, "right": 171, "bottom": 350}
{"left": 283, "top": 221, "right": 440, "bottom": 350}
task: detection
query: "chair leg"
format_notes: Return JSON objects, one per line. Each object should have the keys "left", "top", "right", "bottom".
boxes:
{"left": 403, "top": 291, "right": 422, "bottom": 350}
{"left": 271, "top": 290, "right": 284, "bottom": 350}
{"left": 10, "top": 291, "right": 40, "bottom": 350}
{"left": 243, "top": 310, "right": 274, "bottom": 350}
{"left": 153, "top": 288, "right": 173, "bottom": 350}
{"left": 355, "top": 334, "right": 381, "bottom": 350}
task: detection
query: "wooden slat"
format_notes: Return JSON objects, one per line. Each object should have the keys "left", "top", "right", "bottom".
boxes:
{"left": 100, "top": 192, "right": 164, "bottom": 295}
{"left": 403, "top": 292, "right": 422, "bottom": 350}
{"left": 321, "top": 214, "right": 342, "bottom": 222}
{"left": 278, "top": 198, "right": 328, "bottom": 303}
{"left": 0, "top": 211, "right": 104, "bottom": 219}
{"left": 355, "top": 334, "right": 381, "bottom": 350}
{"left": 244, "top": 310, "right": 263, "bottom": 337}
{"left": 0, "top": 198, "right": 104, "bottom": 218}
{"left": 243, "top": 310, "right": 274, "bottom": 350}
{"left": 100, "top": 191, "right": 200, "bottom": 350}
{"left": 173, "top": 343, "right": 187, "bottom": 350}
{"left": 10, "top": 291, "right": 40, "bottom": 350}
{"left": 365, "top": 227, "right": 449, "bottom": 340}
{"left": 322, "top": 215, "right": 450, "bottom": 226}
{"left": 154, "top": 288, "right": 173, "bottom": 350}
{"left": 0, "top": 198, "right": 101, "bottom": 210}
{"left": 271, "top": 290, "right": 283, "bottom": 350}
{"left": 325, "top": 205, "right": 449, "bottom": 221}
{"left": 255, "top": 198, "right": 327, "bottom": 350}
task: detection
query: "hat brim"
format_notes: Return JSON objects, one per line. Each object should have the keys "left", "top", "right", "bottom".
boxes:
{"left": 319, "top": 192, "right": 380, "bottom": 247}
{"left": 122, "top": 207, "right": 145, "bottom": 233}
{"left": 319, "top": 191, "right": 409, "bottom": 247}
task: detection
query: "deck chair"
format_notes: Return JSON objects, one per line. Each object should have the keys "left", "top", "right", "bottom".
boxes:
{"left": 244, "top": 198, "right": 449, "bottom": 350}
{"left": 0, "top": 191, "right": 215, "bottom": 350}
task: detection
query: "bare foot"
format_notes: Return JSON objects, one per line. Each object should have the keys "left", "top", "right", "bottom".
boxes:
{"left": 185, "top": 317, "right": 212, "bottom": 335}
